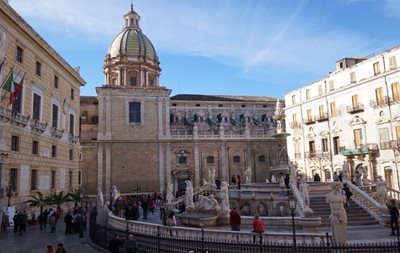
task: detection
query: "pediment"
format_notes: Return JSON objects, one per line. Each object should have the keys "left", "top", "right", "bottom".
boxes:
{"left": 319, "top": 131, "right": 330, "bottom": 137}
{"left": 292, "top": 136, "right": 302, "bottom": 141}
{"left": 376, "top": 118, "right": 390, "bottom": 125}
{"left": 348, "top": 116, "right": 366, "bottom": 126}
{"left": 306, "top": 133, "right": 316, "bottom": 139}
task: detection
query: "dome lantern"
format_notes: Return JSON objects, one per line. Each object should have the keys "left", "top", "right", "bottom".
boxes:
{"left": 124, "top": 3, "right": 141, "bottom": 31}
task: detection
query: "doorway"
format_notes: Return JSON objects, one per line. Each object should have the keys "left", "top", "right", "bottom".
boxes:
{"left": 384, "top": 168, "right": 393, "bottom": 189}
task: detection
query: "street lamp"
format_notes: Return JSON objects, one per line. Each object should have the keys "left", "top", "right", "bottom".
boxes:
{"left": 288, "top": 195, "right": 297, "bottom": 250}
{"left": 5, "top": 182, "right": 14, "bottom": 207}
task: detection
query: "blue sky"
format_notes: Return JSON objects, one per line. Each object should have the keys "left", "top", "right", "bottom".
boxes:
{"left": 9, "top": 0, "right": 400, "bottom": 98}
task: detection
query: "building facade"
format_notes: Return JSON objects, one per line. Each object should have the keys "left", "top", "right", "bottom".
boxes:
{"left": 0, "top": 1, "right": 86, "bottom": 210}
{"left": 284, "top": 45, "right": 400, "bottom": 190}
{"left": 80, "top": 6, "right": 283, "bottom": 197}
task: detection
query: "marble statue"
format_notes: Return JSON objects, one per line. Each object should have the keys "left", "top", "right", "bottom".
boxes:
{"left": 299, "top": 179, "right": 311, "bottom": 207}
{"left": 210, "top": 167, "right": 216, "bottom": 186}
{"left": 271, "top": 175, "right": 277, "bottom": 183}
{"left": 326, "top": 183, "right": 347, "bottom": 245}
{"left": 245, "top": 166, "right": 252, "bottom": 183}
{"left": 97, "top": 200, "right": 111, "bottom": 225}
{"left": 376, "top": 175, "right": 387, "bottom": 206}
{"left": 220, "top": 181, "right": 230, "bottom": 211}
{"left": 96, "top": 187, "right": 104, "bottom": 208}
{"left": 342, "top": 161, "right": 350, "bottom": 181}
{"left": 166, "top": 183, "right": 174, "bottom": 204}
{"left": 195, "top": 194, "right": 221, "bottom": 212}
{"left": 265, "top": 178, "right": 270, "bottom": 183}
{"left": 354, "top": 170, "right": 363, "bottom": 186}
{"left": 289, "top": 162, "right": 297, "bottom": 184}
{"left": 185, "top": 180, "right": 194, "bottom": 208}
{"left": 111, "top": 185, "right": 120, "bottom": 205}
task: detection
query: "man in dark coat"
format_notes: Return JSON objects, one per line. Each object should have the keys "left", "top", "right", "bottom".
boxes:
{"left": 64, "top": 211, "right": 73, "bottom": 234}
{"left": 109, "top": 234, "right": 124, "bottom": 253}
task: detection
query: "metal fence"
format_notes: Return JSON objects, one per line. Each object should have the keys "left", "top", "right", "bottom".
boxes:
{"left": 89, "top": 218, "right": 400, "bottom": 253}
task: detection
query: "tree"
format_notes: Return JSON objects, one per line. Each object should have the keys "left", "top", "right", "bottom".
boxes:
{"left": 68, "top": 188, "right": 83, "bottom": 205}
{"left": 47, "top": 191, "right": 71, "bottom": 209}
{"left": 25, "top": 192, "right": 49, "bottom": 214}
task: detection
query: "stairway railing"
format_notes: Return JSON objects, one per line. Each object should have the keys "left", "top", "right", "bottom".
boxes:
{"left": 167, "top": 184, "right": 213, "bottom": 210}
{"left": 344, "top": 180, "right": 386, "bottom": 223}
{"left": 290, "top": 182, "right": 313, "bottom": 217}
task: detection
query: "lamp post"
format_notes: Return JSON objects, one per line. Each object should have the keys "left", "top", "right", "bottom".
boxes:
{"left": 288, "top": 195, "right": 297, "bottom": 250}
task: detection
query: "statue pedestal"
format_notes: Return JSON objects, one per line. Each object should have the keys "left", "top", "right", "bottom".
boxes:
{"left": 298, "top": 217, "right": 321, "bottom": 232}
{"left": 332, "top": 223, "right": 347, "bottom": 245}
{"left": 217, "top": 210, "right": 230, "bottom": 225}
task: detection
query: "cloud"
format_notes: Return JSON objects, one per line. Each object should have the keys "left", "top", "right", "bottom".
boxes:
{"left": 8, "top": 0, "right": 376, "bottom": 78}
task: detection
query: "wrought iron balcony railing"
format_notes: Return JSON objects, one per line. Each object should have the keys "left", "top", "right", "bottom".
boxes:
{"left": 346, "top": 104, "right": 364, "bottom": 114}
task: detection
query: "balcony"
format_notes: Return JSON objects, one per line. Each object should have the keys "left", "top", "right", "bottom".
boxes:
{"left": 370, "top": 97, "right": 390, "bottom": 109}
{"left": 303, "top": 117, "right": 316, "bottom": 125}
{"left": 30, "top": 119, "right": 47, "bottom": 134}
{"left": 68, "top": 134, "right": 79, "bottom": 144}
{"left": 380, "top": 141, "right": 392, "bottom": 150}
{"left": 289, "top": 122, "right": 301, "bottom": 129}
{"left": 346, "top": 104, "right": 364, "bottom": 114}
{"left": 304, "top": 150, "right": 331, "bottom": 160}
{"left": 51, "top": 127, "right": 64, "bottom": 139}
{"left": 0, "top": 106, "right": 29, "bottom": 127}
{"left": 339, "top": 143, "right": 378, "bottom": 156}
{"left": 315, "top": 113, "right": 328, "bottom": 122}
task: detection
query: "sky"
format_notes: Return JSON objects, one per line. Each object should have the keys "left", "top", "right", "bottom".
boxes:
{"left": 8, "top": 0, "right": 400, "bottom": 98}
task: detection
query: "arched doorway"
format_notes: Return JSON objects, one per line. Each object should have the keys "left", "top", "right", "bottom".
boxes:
{"left": 384, "top": 167, "right": 394, "bottom": 189}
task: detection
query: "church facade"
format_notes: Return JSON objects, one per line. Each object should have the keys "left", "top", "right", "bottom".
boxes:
{"left": 80, "top": 6, "right": 283, "bottom": 197}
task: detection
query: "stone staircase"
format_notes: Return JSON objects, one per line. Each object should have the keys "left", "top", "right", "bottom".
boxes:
{"left": 309, "top": 183, "right": 380, "bottom": 227}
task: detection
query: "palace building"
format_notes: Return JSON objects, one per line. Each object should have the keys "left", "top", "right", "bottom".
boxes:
{"left": 0, "top": 0, "right": 86, "bottom": 210}
{"left": 80, "top": 5, "right": 283, "bottom": 197}
{"left": 284, "top": 44, "right": 400, "bottom": 190}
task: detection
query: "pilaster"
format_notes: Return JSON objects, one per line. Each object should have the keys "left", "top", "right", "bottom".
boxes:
{"left": 159, "top": 143, "right": 165, "bottom": 192}
{"left": 166, "top": 143, "right": 172, "bottom": 184}
{"left": 105, "top": 143, "right": 111, "bottom": 200}
{"left": 194, "top": 142, "right": 200, "bottom": 187}
{"left": 105, "top": 96, "right": 112, "bottom": 139}
{"left": 97, "top": 143, "right": 104, "bottom": 192}
{"left": 220, "top": 144, "right": 227, "bottom": 181}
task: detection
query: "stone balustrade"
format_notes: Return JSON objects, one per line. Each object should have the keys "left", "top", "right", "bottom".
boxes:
{"left": 107, "top": 212, "right": 330, "bottom": 244}
{"left": 30, "top": 119, "right": 47, "bottom": 133}
{"left": 170, "top": 128, "right": 275, "bottom": 140}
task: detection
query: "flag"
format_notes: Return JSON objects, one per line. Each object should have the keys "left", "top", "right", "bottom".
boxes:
{"left": 10, "top": 74, "right": 24, "bottom": 105}
{"left": 1, "top": 70, "right": 13, "bottom": 92}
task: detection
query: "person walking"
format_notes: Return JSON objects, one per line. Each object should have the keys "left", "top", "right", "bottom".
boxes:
{"left": 49, "top": 214, "right": 57, "bottom": 233}
{"left": 252, "top": 213, "right": 265, "bottom": 244}
{"left": 229, "top": 207, "right": 241, "bottom": 231}
{"left": 56, "top": 243, "right": 67, "bottom": 253}
{"left": 165, "top": 211, "right": 177, "bottom": 237}
{"left": 388, "top": 199, "right": 399, "bottom": 236}
{"left": 109, "top": 234, "right": 125, "bottom": 253}
{"left": 125, "top": 234, "right": 137, "bottom": 253}
{"left": 342, "top": 183, "right": 353, "bottom": 208}
{"left": 141, "top": 198, "right": 149, "bottom": 220}
{"left": 64, "top": 211, "right": 73, "bottom": 234}
{"left": 237, "top": 175, "right": 241, "bottom": 190}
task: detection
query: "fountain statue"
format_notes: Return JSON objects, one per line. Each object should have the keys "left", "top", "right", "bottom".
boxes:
{"left": 326, "top": 183, "right": 347, "bottom": 244}
{"left": 220, "top": 181, "right": 230, "bottom": 211}
{"left": 166, "top": 183, "right": 174, "bottom": 204}
{"left": 185, "top": 180, "right": 195, "bottom": 209}
{"left": 111, "top": 185, "right": 120, "bottom": 205}
{"left": 376, "top": 175, "right": 387, "bottom": 206}
{"left": 245, "top": 166, "right": 252, "bottom": 183}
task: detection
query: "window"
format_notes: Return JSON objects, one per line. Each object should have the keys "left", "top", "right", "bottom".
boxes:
{"left": 373, "top": 62, "right": 380, "bottom": 76}
{"left": 51, "top": 170, "right": 56, "bottom": 189}
{"left": 389, "top": 56, "right": 397, "bottom": 70}
{"left": 69, "top": 149, "right": 73, "bottom": 160}
{"left": 321, "top": 138, "right": 328, "bottom": 152}
{"left": 309, "top": 141, "right": 316, "bottom": 156}
{"left": 306, "top": 89, "right": 311, "bottom": 100}
{"left": 258, "top": 155, "right": 265, "bottom": 163}
{"left": 307, "top": 109, "right": 313, "bottom": 121}
{"left": 16, "top": 46, "right": 23, "bottom": 63}
{"left": 70, "top": 88, "right": 74, "bottom": 100}
{"left": 30, "top": 169, "right": 37, "bottom": 190}
{"left": 52, "top": 145, "right": 57, "bottom": 158}
{"left": 178, "top": 156, "right": 187, "bottom": 165}
{"left": 352, "top": 95, "right": 359, "bottom": 109}
{"left": 319, "top": 105, "right": 325, "bottom": 118}
{"left": 33, "top": 93, "right": 41, "bottom": 120}
{"left": 206, "top": 156, "right": 214, "bottom": 164}
{"left": 353, "top": 128, "right": 363, "bottom": 148}
{"left": 318, "top": 85, "right": 323, "bottom": 96}
{"left": 35, "top": 61, "right": 41, "bottom": 76}
{"left": 396, "top": 126, "right": 400, "bottom": 140}
{"left": 375, "top": 87, "right": 384, "bottom": 106}
{"left": 291, "top": 95, "right": 296, "bottom": 105}
{"left": 233, "top": 156, "right": 240, "bottom": 163}
{"left": 54, "top": 75, "right": 59, "bottom": 89}
{"left": 78, "top": 171, "right": 82, "bottom": 185}
{"left": 379, "top": 127, "right": 390, "bottom": 149}
{"left": 69, "top": 171, "right": 73, "bottom": 187}
{"left": 330, "top": 102, "right": 337, "bottom": 117}
{"left": 392, "top": 82, "right": 400, "bottom": 102}
{"left": 292, "top": 113, "right": 298, "bottom": 126}
{"left": 11, "top": 135, "right": 19, "bottom": 151}
{"left": 350, "top": 71, "right": 356, "bottom": 83}
{"left": 32, "top": 140, "right": 38, "bottom": 155}
{"left": 10, "top": 168, "right": 17, "bottom": 191}
{"left": 329, "top": 80, "right": 334, "bottom": 91}
{"left": 69, "top": 113, "right": 75, "bottom": 135}
{"left": 333, "top": 136, "right": 340, "bottom": 155}
{"left": 129, "top": 102, "right": 141, "bottom": 123}
{"left": 294, "top": 142, "right": 301, "bottom": 158}
{"left": 52, "top": 104, "right": 59, "bottom": 128}
{"left": 130, "top": 77, "right": 137, "bottom": 86}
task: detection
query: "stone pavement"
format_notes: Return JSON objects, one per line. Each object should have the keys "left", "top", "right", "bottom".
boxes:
{"left": 0, "top": 221, "right": 99, "bottom": 253}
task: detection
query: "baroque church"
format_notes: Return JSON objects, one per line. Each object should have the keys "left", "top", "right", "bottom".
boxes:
{"left": 80, "top": 6, "right": 284, "bottom": 198}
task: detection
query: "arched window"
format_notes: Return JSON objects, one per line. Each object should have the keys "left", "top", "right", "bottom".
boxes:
{"left": 206, "top": 156, "right": 214, "bottom": 164}
{"left": 258, "top": 155, "right": 265, "bottom": 163}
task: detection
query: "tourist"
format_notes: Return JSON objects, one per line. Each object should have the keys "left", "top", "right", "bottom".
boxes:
{"left": 229, "top": 207, "right": 241, "bottom": 231}
{"left": 21, "top": 210, "right": 28, "bottom": 234}
{"left": 141, "top": 198, "right": 149, "bottom": 220}
{"left": 109, "top": 234, "right": 125, "bottom": 253}
{"left": 284, "top": 174, "right": 290, "bottom": 189}
{"left": 252, "top": 213, "right": 265, "bottom": 244}
{"left": 237, "top": 175, "right": 241, "bottom": 190}
{"left": 338, "top": 172, "right": 343, "bottom": 182}
{"left": 43, "top": 209, "right": 49, "bottom": 229}
{"left": 342, "top": 183, "right": 353, "bottom": 208}
{"left": 165, "top": 211, "right": 176, "bottom": 237}
{"left": 64, "top": 211, "right": 73, "bottom": 234}
{"left": 313, "top": 173, "right": 321, "bottom": 182}
{"left": 13, "top": 211, "right": 19, "bottom": 234}
{"left": 56, "top": 243, "right": 66, "bottom": 253}
{"left": 333, "top": 172, "right": 339, "bottom": 182}
{"left": 44, "top": 245, "right": 56, "bottom": 253}
{"left": 125, "top": 234, "right": 137, "bottom": 253}
{"left": 49, "top": 213, "right": 57, "bottom": 233}
{"left": 388, "top": 199, "right": 399, "bottom": 236}
{"left": 231, "top": 175, "right": 236, "bottom": 186}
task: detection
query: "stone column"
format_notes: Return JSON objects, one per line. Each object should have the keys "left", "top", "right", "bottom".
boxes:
{"left": 105, "top": 143, "right": 112, "bottom": 200}
{"left": 105, "top": 96, "right": 111, "bottom": 139}
{"left": 194, "top": 142, "right": 200, "bottom": 187}
{"left": 140, "top": 69, "right": 144, "bottom": 87}
{"left": 220, "top": 144, "right": 227, "bottom": 181}
{"left": 159, "top": 143, "right": 165, "bottom": 192}
{"left": 98, "top": 97, "right": 105, "bottom": 138}
{"left": 166, "top": 143, "right": 172, "bottom": 184}
{"left": 124, "top": 68, "right": 128, "bottom": 86}
{"left": 145, "top": 70, "right": 149, "bottom": 87}
{"left": 165, "top": 101, "right": 170, "bottom": 137}
{"left": 97, "top": 143, "right": 104, "bottom": 192}
{"left": 158, "top": 100, "right": 163, "bottom": 137}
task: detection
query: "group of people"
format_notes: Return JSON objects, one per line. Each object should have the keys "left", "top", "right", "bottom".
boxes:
{"left": 231, "top": 175, "right": 242, "bottom": 190}
{"left": 109, "top": 234, "right": 137, "bottom": 253}
{"left": 44, "top": 243, "right": 66, "bottom": 253}
{"left": 63, "top": 206, "right": 87, "bottom": 237}
{"left": 229, "top": 207, "right": 265, "bottom": 244}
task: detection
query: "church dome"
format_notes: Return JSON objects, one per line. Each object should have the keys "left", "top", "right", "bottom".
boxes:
{"left": 108, "top": 29, "right": 157, "bottom": 61}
